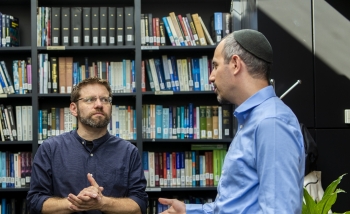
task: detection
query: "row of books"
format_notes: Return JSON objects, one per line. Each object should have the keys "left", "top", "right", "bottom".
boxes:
{"left": 1, "top": 198, "right": 28, "bottom": 214}
{"left": 0, "top": 151, "right": 32, "bottom": 189}
{"left": 142, "top": 104, "right": 233, "bottom": 140}
{"left": 141, "top": 12, "right": 214, "bottom": 47}
{"left": 143, "top": 55, "right": 213, "bottom": 92}
{"left": 38, "top": 107, "right": 77, "bottom": 141}
{"left": 0, "top": 105, "right": 33, "bottom": 142}
{"left": 39, "top": 105, "right": 137, "bottom": 142}
{"left": 143, "top": 147, "right": 227, "bottom": 187}
{"left": 0, "top": 13, "right": 19, "bottom": 47}
{"left": 38, "top": 55, "right": 135, "bottom": 94}
{"left": 37, "top": 6, "right": 134, "bottom": 47}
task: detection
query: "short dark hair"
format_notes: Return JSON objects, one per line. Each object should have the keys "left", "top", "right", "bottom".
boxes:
{"left": 70, "top": 77, "right": 112, "bottom": 102}
{"left": 222, "top": 33, "right": 272, "bottom": 81}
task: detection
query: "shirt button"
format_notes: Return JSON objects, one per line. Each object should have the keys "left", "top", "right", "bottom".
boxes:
{"left": 82, "top": 141, "right": 84, "bottom": 144}
{"left": 240, "top": 125, "right": 243, "bottom": 129}
{"left": 222, "top": 170, "right": 224, "bottom": 174}
{"left": 90, "top": 153, "right": 93, "bottom": 157}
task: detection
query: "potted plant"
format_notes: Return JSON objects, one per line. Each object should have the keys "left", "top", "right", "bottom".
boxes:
{"left": 302, "top": 173, "right": 350, "bottom": 214}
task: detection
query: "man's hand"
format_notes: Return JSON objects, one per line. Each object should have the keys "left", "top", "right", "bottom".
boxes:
{"left": 67, "top": 173, "right": 105, "bottom": 211}
{"left": 158, "top": 198, "right": 186, "bottom": 214}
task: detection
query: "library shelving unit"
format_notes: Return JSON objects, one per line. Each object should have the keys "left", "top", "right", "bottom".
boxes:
{"left": 0, "top": 0, "right": 235, "bottom": 209}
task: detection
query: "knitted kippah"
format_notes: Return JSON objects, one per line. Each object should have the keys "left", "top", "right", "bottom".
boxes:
{"left": 233, "top": 29, "right": 273, "bottom": 63}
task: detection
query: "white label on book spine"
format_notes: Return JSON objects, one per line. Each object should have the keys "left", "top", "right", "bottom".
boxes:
{"left": 110, "top": 37, "right": 115, "bottom": 44}
{"left": 117, "top": 35, "right": 123, "bottom": 42}
{"left": 101, "top": 36, "right": 106, "bottom": 43}
{"left": 54, "top": 37, "right": 58, "bottom": 43}
{"left": 74, "top": 37, "right": 79, "bottom": 43}
{"left": 64, "top": 37, "right": 68, "bottom": 43}
{"left": 127, "top": 35, "right": 133, "bottom": 42}
{"left": 84, "top": 36, "right": 89, "bottom": 42}
{"left": 93, "top": 37, "right": 98, "bottom": 44}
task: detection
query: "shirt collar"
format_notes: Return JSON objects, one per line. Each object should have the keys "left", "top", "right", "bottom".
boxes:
{"left": 234, "top": 85, "right": 277, "bottom": 124}
{"left": 72, "top": 129, "right": 111, "bottom": 148}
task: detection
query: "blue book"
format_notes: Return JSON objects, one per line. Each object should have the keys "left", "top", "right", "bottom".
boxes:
{"left": 162, "top": 107, "right": 169, "bottom": 139}
{"left": 132, "top": 60, "right": 136, "bottom": 92}
{"left": 180, "top": 106, "right": 185, "bottom": 139}
{"left": 2, "top": 198, "right": 6, "bottom": 214}
{"left": 142, "top": 151, "right": 149, "bottom": 187}
{"left": 73, "top": 62, "right": 78, "bottom": 86}
{"left": 176, "top": 152, "right": 181, "bottom": 186}
{"left": 133, "top": 109, "right": 137, "bottom": 139}
{"left": 10, "top": 153, "right": 14, "bottom": 187}
{"left": 191, "top": 151, "right": 196, "bottom": 186}
{"left": 191, "top": 58, "right": 201, "bottom": 91}
{"left": 180, "top": 152, "right": 185, "bottom": 186}
{"left": 162, "top": 17, "right": 175, "bottom": 46}
{"left": 170, "top": 56, "right": 180, "bottom": 91}
{"left": 11, "top": 60, "right": 19, "bottom": 94}
{"left": 155, "top": 105, "right": 163, "bottom": 139}
{"left": 85, "top": 57, "right": 89, "bottom": 79}
{"left": 154, "top": 58, "right": 166, "bottom": 91}
{"left": 213, "top": 12, "right": 223, "bottom": 43}
{"left": 1, "top": 152, "right": 6, "bottom": 188}
{"left": 166, "top": 152, "right": 171, "bottom": 186}
{"left": 38, "top": 110, "right": 43, "bottom": 140}
{"left": 188, "top": 103, "right": 194, "bottom": 139}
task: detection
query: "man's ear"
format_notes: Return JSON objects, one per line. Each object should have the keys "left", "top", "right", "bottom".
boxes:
{"left": 70, "top": 102, "right": 78, "bottom": 117}
{"left": 231, "top": 55, "right": 241, "bottom": 75}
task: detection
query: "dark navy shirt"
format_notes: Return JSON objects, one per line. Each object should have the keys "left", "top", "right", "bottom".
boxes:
{"left": 27, "top": 130, "right": 148, "bottom": 214}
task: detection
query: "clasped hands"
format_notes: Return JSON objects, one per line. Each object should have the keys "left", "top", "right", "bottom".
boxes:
{"left": 67, "top": 173, "right": 105, "bottom": 211}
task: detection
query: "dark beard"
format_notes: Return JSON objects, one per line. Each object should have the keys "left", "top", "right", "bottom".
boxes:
{"left": 78, "top": 110, "right": 111, "bottom": 128}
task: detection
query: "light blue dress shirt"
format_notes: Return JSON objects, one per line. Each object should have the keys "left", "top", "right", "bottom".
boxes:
{"left": 187, "top": 86, "right": 305, "bottom": 214}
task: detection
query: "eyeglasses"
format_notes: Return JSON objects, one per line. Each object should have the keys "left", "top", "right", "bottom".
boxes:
{"left": 75, "top": 96, "right": 112, "bottom": 105}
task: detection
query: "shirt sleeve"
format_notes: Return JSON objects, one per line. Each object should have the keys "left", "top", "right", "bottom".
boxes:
{"left": 26, "top": 142, "right": 53, "bottom": 213}
{"left": 186, "top": 202, "right": 215, "bottom": 214}
{"left": 127, "top": 146, "right": 148, "bottom": 214}
{"left": 256, "top": 117, "right": 304, "bottom": 213}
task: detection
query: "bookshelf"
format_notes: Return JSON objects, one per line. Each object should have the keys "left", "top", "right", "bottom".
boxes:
{"left": 0, "top": 0, "right": 236, "bottom": 210}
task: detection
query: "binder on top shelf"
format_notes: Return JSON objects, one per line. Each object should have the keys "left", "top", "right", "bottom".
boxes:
{"left": 116, "top": 7, "right": 124, "bottom": 46}
{"left": 91, "top": 7, "right": 99, "bottom": 46}
{"left": 99, "top": 7, "right": 108, "bottom": 46}
{"left": 82, "top": 7, "right": 91, "bottom": 46}
{"left": 71, "top": 7, "right": 82, "bottom": 46}
{"left": 61, "top": 7, "right": 70, "bottom": 46}
{"left": 51, "top": 7, "right": 61, "bottom": 46}
{"left": 124, "top": 7, "right": 134, "bottom": 45}
{"left": 108, "top": 7, "right": 116, "bottom": 46}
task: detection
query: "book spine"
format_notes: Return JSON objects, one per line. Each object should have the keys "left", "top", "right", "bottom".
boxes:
{"left": 99, "top": 7, "right": 108, "bottom": 46}
{"left": 71, "top": 7, "right": 82, "bottom": 46}
{"left": 91, "top": 7, "right": 99, "bottom": 46}
{"left": 82, "top": 7, "right": 91, "bottom": 46}
{"left": 116, "top": 7, "right": 124, "bottom": 45}
{"left": 124, "top": 7, "right": 134, "bottom": 45}
{"left": 61, "top": 7, "right": 70, "bottom": 46}
{"left": 108, "top": 7, "right": 116, "bottom": 45}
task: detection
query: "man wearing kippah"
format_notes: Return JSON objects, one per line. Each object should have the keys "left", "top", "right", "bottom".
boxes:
{"left": 158, "top": 29, "right": 305, "bottom": 214}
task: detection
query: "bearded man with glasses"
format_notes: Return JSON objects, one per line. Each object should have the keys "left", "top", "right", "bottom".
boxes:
{"left": 27, "top": 77, "right": 148, "bottom": 214}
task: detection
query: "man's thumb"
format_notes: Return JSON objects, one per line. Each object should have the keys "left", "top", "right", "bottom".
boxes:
{"left": 158, "top": 198, "right": 173, "bottom": 205}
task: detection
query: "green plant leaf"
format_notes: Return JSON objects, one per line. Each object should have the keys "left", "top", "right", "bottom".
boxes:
{"left": 303, "top": 188, "right": 316, "bottom": 214}
{"left": 323, "top": 173, "right": 347, "bottom": 198}
{"left": 316, "top": 192, "right": 337, "bottom": 214}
